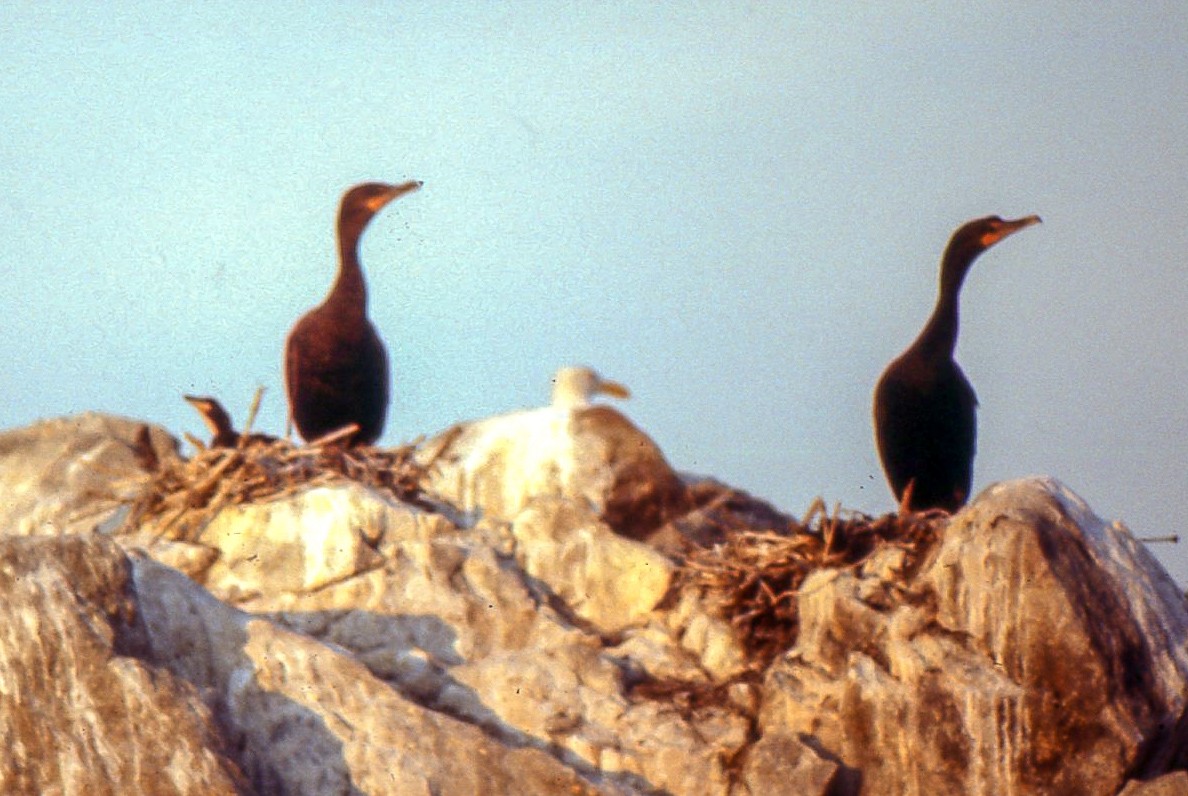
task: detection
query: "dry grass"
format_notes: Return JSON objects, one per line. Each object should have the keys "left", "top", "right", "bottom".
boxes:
{"left": 120, "top": 432, "right": 428, "bottom": 542}
{"left": 679, "top": 497, "right": 946, "bottom": 669}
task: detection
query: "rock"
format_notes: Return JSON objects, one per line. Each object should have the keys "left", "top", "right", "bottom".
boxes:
{"left": 667, "top": 588, "right": 750, "bottom": 681}
{"left": 4, "top": 411, "right": 1188, "bottom": 796}
{"left": 0, "top": 534, "right": 247, "bottom": 794}
{"left": 124, "top": 536, "right": 220, "bottom": 581}
{"left": 1118, "top": 771, "right": 1188, "bottom": 796}
{"left": 195, "top": 483, "right": 388, "bottom": 599}
{"left": 145, "top": 474, "right": 750, "bottom": 793}
{"left": 133, "top": 557, "right": 623, "bottom": 796}
{"left": 762, "top": 477, "right": 1188, "bottom": 796}
{"left": 511, "top": 497, "right": 675, "bottom": 632}
{"left": 0, "top": 412, "right": 179, "bottom": 536}
{"left": 738, "top": 733, "right": 839, "bottom": 796}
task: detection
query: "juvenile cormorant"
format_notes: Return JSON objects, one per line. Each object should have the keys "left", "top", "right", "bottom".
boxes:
{"left": 873, "top": 214, "right": 1041, "bottom": 513}
{"left": 184, "top": 395, "right": 275, "bottom": 448}
{"left": 284, "top": 180, "right": 421, "bottom": 445}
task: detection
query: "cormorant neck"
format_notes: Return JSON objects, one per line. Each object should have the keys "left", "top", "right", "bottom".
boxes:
{"left": 914, "top": 244, "right": 979, "bottom": 361}
{"left": 328, "top": 222, "right": 368, "bottom": 314}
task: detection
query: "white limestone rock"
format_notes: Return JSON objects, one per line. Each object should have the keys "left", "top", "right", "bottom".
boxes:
{"left": 3, "top": 412, "right": 1186, "bottom": 796}
{"left": 133, "top": 555, "right": 627, "bottom": 796}
{"left": 0, "top": 535, "right": 247, "bottom": 794}
{"left": 763, "top": 477, "right": 1188, "bottom": 796}
{"left": 195, "top": 483, "right": 388, "bottom": 599}
{"left": 0, "top": 412, "right": 178, "bottom": 536}
{"left": 510, "top": 497, "right": 675, "bottom": 632}
{"left": 668, "top": 588, "right": 750, "bottom": 681}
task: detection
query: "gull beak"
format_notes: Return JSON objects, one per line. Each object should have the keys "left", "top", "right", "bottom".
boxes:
{"left": 597, "top": 379, "right": 631, "bottom": 400}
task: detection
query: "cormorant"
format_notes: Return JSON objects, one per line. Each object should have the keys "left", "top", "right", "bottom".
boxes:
{"left": 283, "top": 180, "right": 421, "bottom": 445}
{"left": 184, "top": 395, "right": 275, "bottom": 448}
{"left": 873, "top": 214, "right": 1041, "bottom": 513}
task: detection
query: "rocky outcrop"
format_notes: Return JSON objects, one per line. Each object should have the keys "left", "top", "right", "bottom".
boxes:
{"left": 140, "top": 475, "right": 750, "bottom": 794}
{"left": 0, "top": 534, "right": 247, "bottom": 794}
{"left": 1, "top": 413, "right": 1186, "bottom": 795}
{"left": 762, "top": 478, "right": 1188, "bottom": 796}
{"left": 132, "top": 555, "right": 620, "bottom": 796}
{"left": 0, "top": 412, "right": 178, "bottom": 536}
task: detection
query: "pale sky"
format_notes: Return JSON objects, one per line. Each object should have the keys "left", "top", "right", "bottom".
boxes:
{"left": 3, "top": 4, "right": 1187, "bottom": 583}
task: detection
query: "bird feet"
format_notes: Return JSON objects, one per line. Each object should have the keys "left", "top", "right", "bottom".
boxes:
{"left": 896, "top": 480, "right": 916, "bottom": 516}
{"left": 896, "top": 480, "right": 954, "bottom": 520}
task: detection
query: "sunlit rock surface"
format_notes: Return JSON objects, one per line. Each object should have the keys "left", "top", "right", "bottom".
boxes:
{"left": 1119, "top": 771, "right": 1188, "bottom": 796}
{"left": 763, "top": 477, "right": 1188, "bottom": 796}
{"left": 511, "top": 497, "right": 674, "bottom": 632}
{"left": 1, "top": 413, "right": 1186, "bottom": 795}
{"left": 133, "top": 557, "right": 616, "bottom": 796}
{"left": 0, "top": 412, "right": 178, "bottom": 536}
{"left": 0, "top": 535, "right": 246, "bottom": 794}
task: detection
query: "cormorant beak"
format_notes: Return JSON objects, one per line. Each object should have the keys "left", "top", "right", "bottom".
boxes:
{"left": 183, "top": 395, "right": 224, "bottom": 435}
{"left": 364, "top": 180, "right": 423, "bottom": 213}
{"left": 981, "top": 214, "right": 1042, "bottom": 247}
{"left": 596, "top": 379, "right": 631, "bottom": 400}
{"left": 183, "top": 394, "right": 211, "bottom": 411}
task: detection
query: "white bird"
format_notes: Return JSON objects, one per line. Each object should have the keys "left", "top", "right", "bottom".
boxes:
{"left": 550, "top": 366, "right": 632, "bottom": 408}
{"left": 420, "top": 366, "right": 686, "bottom": 538}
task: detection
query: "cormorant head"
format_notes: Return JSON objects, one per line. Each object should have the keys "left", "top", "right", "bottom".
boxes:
{"left": 948, "top": 214, "right": 1042, "bottom": 261}
{"left": 338, "top": 180, "right": 423, "bottom": 239}
{"left": 183, "top": 394, "right": 234, "bottom": 436}
{"left": 551, "top": 366, "right": 632, "bottom": 408}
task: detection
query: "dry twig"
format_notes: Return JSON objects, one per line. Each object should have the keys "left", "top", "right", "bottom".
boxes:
{"left": 119, "top": 434, "right": 427, "bottom": 542}
{"left": 679, "top": 501, "right": 945, "bottom": 670}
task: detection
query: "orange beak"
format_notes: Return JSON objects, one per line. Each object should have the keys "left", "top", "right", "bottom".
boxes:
{"left": 980, "top": 214, "right": 1042, "bottom": 247}
{"left": 364, "top": 180, "right": 423, "bottom": 213}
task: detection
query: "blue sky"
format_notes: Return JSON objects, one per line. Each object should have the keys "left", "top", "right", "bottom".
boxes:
{"left": 3, "top": 4, "right": 1187, "bottom": 583}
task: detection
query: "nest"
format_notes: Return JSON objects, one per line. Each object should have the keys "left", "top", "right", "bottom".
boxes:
{"left": 121, "top": 432, "right": 427, "bottom": 542}
{"left": 679, "top": 498, "right": 945, "bottom": 670}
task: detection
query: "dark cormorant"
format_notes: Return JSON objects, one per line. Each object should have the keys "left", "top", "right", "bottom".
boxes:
{"left": 184, "top": 395, "right": 275, "bottom": 448}
{"left": 873, "top": 214, "right": 1041, "bottom": 513}
{"left": 283, "top": 181, "right": 421, "bottom": 445}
